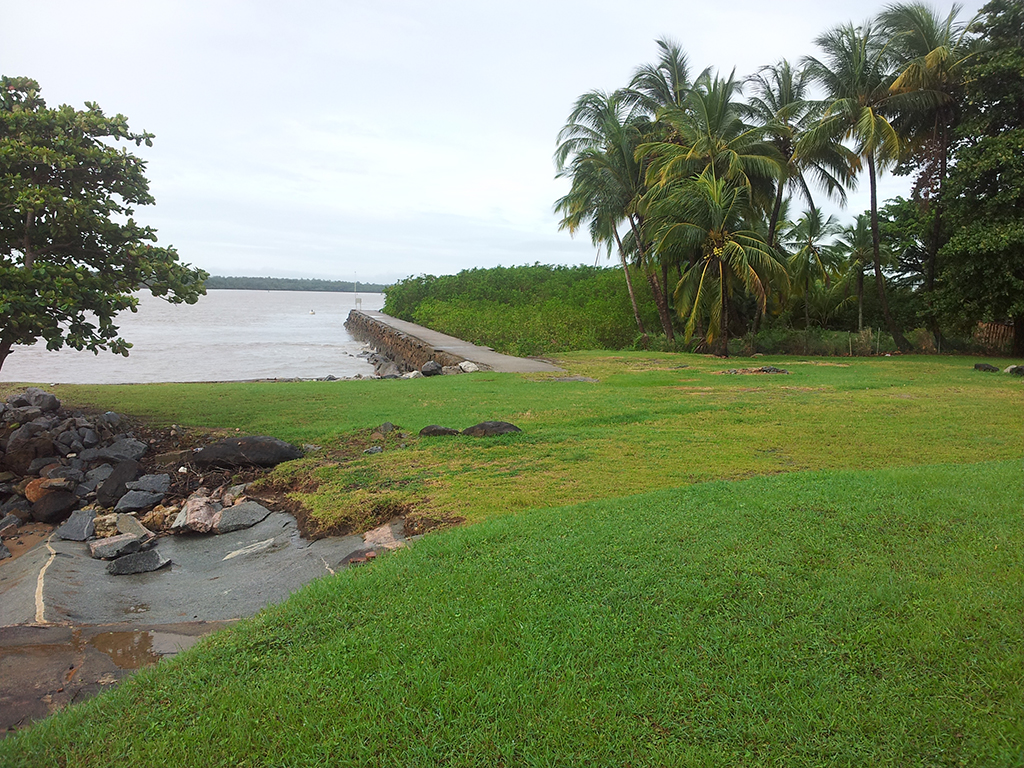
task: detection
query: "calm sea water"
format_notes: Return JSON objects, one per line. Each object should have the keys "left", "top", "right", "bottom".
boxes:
{"left": 1, "top": 290, "right": 386, "bottom": 384}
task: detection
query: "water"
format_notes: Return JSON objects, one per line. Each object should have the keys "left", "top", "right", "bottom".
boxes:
{"left": 0, "top": 290, "right": 386, "bottom": 384}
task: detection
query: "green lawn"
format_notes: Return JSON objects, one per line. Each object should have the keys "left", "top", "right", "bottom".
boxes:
{"left": 1, "top": 352, "right": 1021, "bottom": 766}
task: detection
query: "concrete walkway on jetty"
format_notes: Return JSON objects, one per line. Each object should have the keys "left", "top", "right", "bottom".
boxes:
{"left": 360, "top": 311, "right": 563, "bottom": 374}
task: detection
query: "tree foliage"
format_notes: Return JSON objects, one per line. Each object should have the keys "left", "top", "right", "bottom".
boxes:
{"left": 0, "top": 77, "right": 206, "bottom": 371}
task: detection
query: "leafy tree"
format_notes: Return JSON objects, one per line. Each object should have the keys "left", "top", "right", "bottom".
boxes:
{"left": 649, "top": 168, "right": 787, "bottom": 355}
{"left": 782, "top": 207, "right": 842, "bottom": 330}
{"left": 802, "top": 22, "right": 913, "bottom": 352}
{"left": 554, "top": 90, "right": 656, "bottom": 343}
{"left": 0, "top": 77, "right": 206, "bottom": 372}
{"left": 745, "top": 59, "right": 854, "bottom": 246}
{"left": 938, "top": 0, "right": 1024, "bottom": 355}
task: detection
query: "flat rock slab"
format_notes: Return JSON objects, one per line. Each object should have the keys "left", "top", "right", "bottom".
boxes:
{"left": 81, "top": 438, "right": 148, "bottom": 464}
{"left": 462, "top": 421, "right": 522, "bottom": 437}
{"left": 107, "top": 549, "right": 171, "bottom": 576}
{"left": 89, "top": 533, "right": 145, "bottom": 560}
{"left": 56, "top": 509, "right": 96, "bottom": 542}
{"left": 0, "top": 513, "right": 380, "bottom": 627}
{"left": 215, "top": 501, "right": 272, "bottom": 534}
{"left": 126, "top": 474, "right": 171, "bottom": 494}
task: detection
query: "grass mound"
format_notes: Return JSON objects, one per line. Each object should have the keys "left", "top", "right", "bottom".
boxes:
{"left": 3, "top": 460, "right": 1021, "bottom": 766}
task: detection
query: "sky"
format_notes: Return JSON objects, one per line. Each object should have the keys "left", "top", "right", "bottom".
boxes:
{"left": 3, "top": 0, "right": 986, "bottom": 285}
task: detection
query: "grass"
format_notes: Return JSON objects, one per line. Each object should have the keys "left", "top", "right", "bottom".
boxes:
{"left": 38, "top": 351, "right": 1023, "bottom": 529}
{"left": 1, "top": 351, "right": 1021, "bottom": 765}
{"left": 1, "top": 461, "right": 1021, "bottom": 766}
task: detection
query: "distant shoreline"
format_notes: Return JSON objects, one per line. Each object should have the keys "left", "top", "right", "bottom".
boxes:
{"left": 205, "top": 276, "right": 388, "bottom": 293}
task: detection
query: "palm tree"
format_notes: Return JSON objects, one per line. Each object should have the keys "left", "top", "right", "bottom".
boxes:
{"left": 646, "top": 167, "right": 788, "bottom": 356}
{"left": 554, "top": 91, "right": 651, "bottom": 344}
{"left": 745, "top": 59, "right": 856, "bottom": 246}
{"left": 801, "top": 21, "right": 912, "bottom": 352}
{"left": 879, "top": 1, "right": 978, "bottom": 344}
{"left": 782, "top": 208, "right": 842, "bottom": 332}
{"left": 833, "top": 213, "right": 874, "bottom": 331}
{"left": 623, "top": 37, "right": 696, "bottom": 113}
{"left": 640, "top": 70, "right": 784, "bottom": 217}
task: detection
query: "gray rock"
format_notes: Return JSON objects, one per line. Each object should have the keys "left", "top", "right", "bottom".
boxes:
{"left": 3, "top": 437, "right": 56, "bottom": 474}
{"left": 55, "top": 509, "right": 96, "bottom": 541}
{"left": 79, "top": 438, "right": 148, "bottom": 463}
{"left": 96, "top": 459, "right": 141, "bottom": 507}
{"left": 46, "top": 467, "right": 85, "bottom": 484}
{"left": 0, "top": 541, "right": 9, "bottom": 561}
{"left": 22, "top": 387, "right": 60, "bottom": 413}
{"left": 0, "top": 496, "right": 32, "bottom": 521}
{"left": 192, "top": 436, "right": 303, "bottom": 469}
{"left": 379, "top": 422, "right": 397, "bottom": 434}
{"left": 125, "top": 474, "right": 171, "bottom": 494}
{"left": 419, "top": 425, "right": 461, "bottom": 437}
{"left": 31, "top": 491, "right": 78, "bottom": 524}
{"left": 458, "top": 361, "right": 480, "bottom": 373}
{"left": 114, "top": 490, "right": 166, "bottom": 513}
{"left": 117, "top": 513, "right": 156, "bottom": 543}
{"left": 441, "top": 366, "right": 462, "bottom": 375}
{"left": 215, "top": 501, "right": 273, "bottom": 534}
{"left": 0, "top": 512, "right": 21, "bottom": 537}
{"left": 86, "top": 464, "right": 114, "bottom": 484}
{"left": 89, "top": 533, "right": 144, "bottom": 560}
{"left": 421, "top": 360, "right": 443, "bottom": 377}
{"left": 462, "top": 421, "right": 523, "bottom": 437}
{"left": 8, "top": 422, "right": 47, "bottom": 445}
{"left": 363, "top": 446, "right": 384, "bottom": 455}
{"left": 974, "top": 363, "right": 999, "bottom": 372}
{"left": 5, "top": 406, "right": 43, "bottom": 424}
{"left": 106, "top": 549, "right": 171, "bottom": 575}
{"left": 27, "top": 456, "right": 62, "bottom": 475}
{"left": 401, "top": 370, "right": 424, "bottom": 379}
{"left": 172, "top": 493, "right": 222, "bottom": 533}
{"left": 80, "top": 428, "right": 102, "bottom": 448}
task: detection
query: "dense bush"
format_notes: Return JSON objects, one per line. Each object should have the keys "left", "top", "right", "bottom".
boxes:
{"left": 383, "top": 264, "right": 658, "bottom": 355}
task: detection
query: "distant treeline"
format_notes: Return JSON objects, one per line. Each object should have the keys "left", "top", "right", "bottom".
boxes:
{"left": 205, "top": 276, "right": 387, "bottom": 293}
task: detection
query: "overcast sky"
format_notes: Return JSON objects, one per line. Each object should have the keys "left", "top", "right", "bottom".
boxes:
{"left": 3, "top": 0, "right": 985, "bottom": 285}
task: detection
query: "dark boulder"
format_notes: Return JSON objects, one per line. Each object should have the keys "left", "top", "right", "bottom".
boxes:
{"left": 421, "top": 360, "right": 443, "bottom": 377}
{"left": 215, "top": 501, "right": 273, "bottom": 534}
{"left": 192, "top": 436, "right": 303, "bottom": 469}
{"left": 55, "top": 509, "right": 96, "bottom": 541}
{"left": 3, "top": 436, "right": 56, "bottom": 475}
{"left": 419, "top": 425, "right": 461, "bottom": 437}
{"left": 30, "top": 491, "right": 78, "bottom": 524}
{"left": 114, "top": 490, "right": 166, "bottom": 513}
{"left": 20, "top": 388, "right": 60, "bottom": 413}
{"left": 97, "top": 459, "right": 141, "bottom": 508}
{"left": 107, "top": 549, "right": 171, "bottom": 575}
{"left": 462, "top": 421, "right": 522, "bottom": 437}
{"left": 79, "top": 437, "right": 148, "bottom": 464}
{"left": 974, "top": 363, "right": 999, "bottom": 372}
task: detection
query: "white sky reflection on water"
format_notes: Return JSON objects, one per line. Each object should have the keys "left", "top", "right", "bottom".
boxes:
{"left": 1, "top": 291, "right": 386, "bottom": 385}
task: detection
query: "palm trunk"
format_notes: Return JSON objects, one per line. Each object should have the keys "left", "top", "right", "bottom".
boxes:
{"left": 768, "top": 182, "right": 785, "bottom": 247}
{"left": 612, "top": 229, "right": 648, "bottom": 347}
{"left": 867, "top": 154, "right": 911, "bottom": 353}
{"left": 715, "top": 272, "right": 730, "bottom": 357}
{"left": 628, "top": 215, "right": 675, "bottom": 340}
{"left": 856, "top": 268, "right": 864, "bottom": 333}
{"left": 924, "top": 117, "right": 949, "bottom": 350}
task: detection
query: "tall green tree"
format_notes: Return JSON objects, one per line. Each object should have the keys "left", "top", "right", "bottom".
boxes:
{"left": 833, "top": 213, "right": 874, "bottom": 331}
{"left": 745, "top": 60, "right": 855, "bottom": 246}
{"left": 0, "top": 77, "right": 207, "bottom": 373}
{"left": 647, "top": 168, "right": 787, "bottom": 355}
{"left": 880, "top": 1, "right": 978, "bottom": 343}
{"left": 937, "top": 0, "right": 1024, "bottom": 355}
{"left": 802, "top": 22, "right": 913, "bottom": 352}
{"left": 555, "top": 91, "right": 650, "bottom": 345}
{"left": 782, "top": 208, "right": 842, "bottom": 331}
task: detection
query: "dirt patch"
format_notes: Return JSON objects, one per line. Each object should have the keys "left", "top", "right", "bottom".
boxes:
{"left": 1, "top": 522, "right": 54, "bottom": 564}
{"left": 403, "top": 513, "right": 465, "bottom": 537}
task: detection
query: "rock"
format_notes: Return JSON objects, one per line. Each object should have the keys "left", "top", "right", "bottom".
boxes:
{"left": 126, "top": 473, "right": 172, "bottom": 494}
{"left": 31, "top": 491, "right": 78, "bottom": 524}
{"left": 106, "top": 549, "right": 171, "bottom": 575}
{"left": 21, "top": 388, "right": 60, "bottom": 412}
{"left": 401, "top": 370, "right": 424, "bottom": 379}
{"left": 421, "top": 360, "right": 443, "bottom": 377}
{"left": 0, "top": 513, "right": 21, "bottom": 537}
{"left": 93, "top": 513, "right": 119, "bottom": 538}
{"left": 441, "top": 366, "right": 462, "bottom": 375}
{"left": 0, "top": 541, "right": 9, "bottom": 561}
{"left": 24, "top": 478, "right": 51, "bottom": 503}
{"left": 5, "top": 406, "right": 43, "bottom": 424}
{"left": 215, "top": 501, "right": 272, "bottom": 534}
{"left": 55, "top": 509, "right": 96, "bottom": 541}
{"left": 141, "top": 505, "right": 177, "bottom": 531}
{"left": 0, "top": 496, "right": 32, "bottom": 522}
{"left": 27, "top": 457, "right": 62, "bottom": 475}
{"left": 114, "top": 490, "right": 166, "bottom": 513}
{"left": 221, "top": 484, "right": 248, "bottom": 507}
{"left": 25, "top": 477, "right": 77, "bottom": 502}
{"left": 117, "top": 513, "right": 157, "bottom": 543}
{"left": 192, "top": 436, "right": 303, "bottom": 469}
{"left": 80, "top": 428, "right": 102, "bottom": 448}
{"left": 419, "top": 425, "right": 461, "bottom": 437}
{"left": 363, "top": 446, "right": 384, "bottom": 455}
{"left": 974, "top": 363, "right": 999, "bottom": 372}
{"left": 96, "top": 459, "right": 142, "bottom": 507}
{"left": 1008, "top": 365, "right": 1024, "bottom": 376}
{"left": 379, "top": 422, "right": 397, "bottom": 434}
{"left": 86, "top": 464, "right": 114, "bottom": 484}
{"left": 458, "top": 361, "right": 480, "bottom": 373}
{"left": 79, "top": 437, "right": 148, "bottom": 463}
{"left": 377, "top": 362, "right": 402, "bottom": 379}
{"left": 172, "top": 492, "right": 222, "bottom": 533}
{"left": 47, "top": 467, "right": 85, "bottom": 484}
{"left": 2, "top": 436, "right": 56, "bottom": 474}
{"left": 89, "top": 533, "right": 144, "bottom": 560}
{"left": 462, "top": 421, "right": 522, "bottom": 437}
